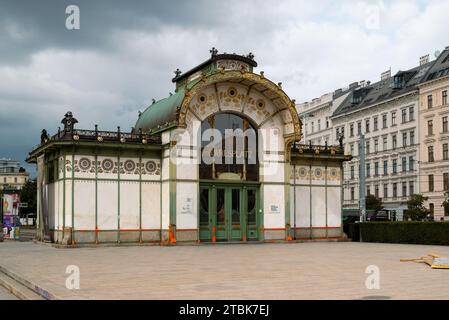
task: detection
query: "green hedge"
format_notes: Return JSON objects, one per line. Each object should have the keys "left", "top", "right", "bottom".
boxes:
{"left": 359, "top": 222, "right": 449, "bottom": 245}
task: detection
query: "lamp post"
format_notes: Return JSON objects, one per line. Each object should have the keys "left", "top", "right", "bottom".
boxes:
{"left": 359, "top": 134, "right": 366, "bottom": 222}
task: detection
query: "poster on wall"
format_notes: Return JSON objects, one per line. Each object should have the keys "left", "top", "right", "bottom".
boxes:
{"left": 2, "top": 194, "right": 20, "bottom": 231}
{"left": 181, "top": 197, "right": 193, "bottom": 214}
{"left": 2, "top": 194, "right": 20, "bottom": 215}
{"left": 270, "top": 204, "right": 280, "bottom": 214}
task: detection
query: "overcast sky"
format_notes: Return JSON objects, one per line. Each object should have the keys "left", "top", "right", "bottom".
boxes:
{"left": 1, "top": 0, "right": 448, "bottom": 175}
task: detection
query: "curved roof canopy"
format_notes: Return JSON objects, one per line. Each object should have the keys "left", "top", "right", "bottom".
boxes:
{"left": 135, "top": 90, "right": 184, "bottom": 133}
{"left": 134, "top": 51, "right": 301, "bottom": 141}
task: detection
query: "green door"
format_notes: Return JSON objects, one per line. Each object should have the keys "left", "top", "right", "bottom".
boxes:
{"left": 245, "top": 188, "right": 259, "bottom": 241}
{"left": 199, "top": 184, "right": 259, "bottom": 242}
{"left": 215, "top": 187, "right": 227, "bottom": 240}
{"left": 229, "top": 188, "right": 242, "bottom": 241}
{"left": 199, "top": 187, "right": 211, "bottom": 240}
{"left": 215, "top": 187, "right": 243, "bottom": 241}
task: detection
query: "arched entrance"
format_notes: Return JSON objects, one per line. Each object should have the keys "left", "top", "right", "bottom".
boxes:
{"left": 198, "top": 112, "right": 260, "bottom": 241}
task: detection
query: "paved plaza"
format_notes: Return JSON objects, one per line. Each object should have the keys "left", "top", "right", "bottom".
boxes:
{"left": 0, "top": 285, "right": 18, "bottom": 300}
{"left": 0, "top": 241, "right": 448, "bottom": 300}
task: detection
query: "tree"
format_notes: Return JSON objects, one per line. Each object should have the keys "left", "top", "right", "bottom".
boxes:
{"left": 366, "top": 194, "right": 383, "bottom": 212}
{"left": 405, "top": 194, "right": 430, "bottom": 221}
{"left": 442, "top": 191, "right": 449, "bottom": 217}
{"left": 19, "top": 179, "right": 37, "bottom": 216}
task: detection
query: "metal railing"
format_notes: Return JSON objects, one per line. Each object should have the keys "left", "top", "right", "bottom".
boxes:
{"left": 292, "top": 142, "right": 345, "bottom": 154}
{"left": 35, "top": 126, "right": 161, "bottom": 150}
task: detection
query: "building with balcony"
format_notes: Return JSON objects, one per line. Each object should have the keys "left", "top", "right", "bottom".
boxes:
{"left": 0, "top": 158, "right": 29, "bottom": 191}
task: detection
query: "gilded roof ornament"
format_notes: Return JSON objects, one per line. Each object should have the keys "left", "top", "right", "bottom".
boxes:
{"left": 209, "top": 47, "right": 218, "bottom": 57}
{"left": 174, "top": 68, "right": 182, "bottom": 77}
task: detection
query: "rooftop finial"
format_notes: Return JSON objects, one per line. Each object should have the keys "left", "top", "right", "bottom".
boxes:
{"left": 210, "top": 47, "right": 218, "bottom": 57}
{"left": 174, "top": 68, "right": 182, "bottom": 77}
{"left": 247, "top": 52, "right": 255, "bottom": 60}
{"left": 61, "top": 111, "right": 78, "bottom": 132}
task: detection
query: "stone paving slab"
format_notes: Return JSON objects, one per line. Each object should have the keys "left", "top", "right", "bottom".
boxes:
{"left": 1, "top": 241, "right": 449, "bottom": 299}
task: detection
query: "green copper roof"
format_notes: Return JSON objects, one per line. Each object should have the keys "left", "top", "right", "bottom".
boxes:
{"left": 135, "top": 90, "right": 185, "bottom": 132}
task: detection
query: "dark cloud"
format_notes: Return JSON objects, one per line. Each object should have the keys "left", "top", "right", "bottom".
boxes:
{"left": 0, "top": 0, "right": 449, "bottom": 177}
{"left": 0, "top": 0, "right": 228, "bottom": 65}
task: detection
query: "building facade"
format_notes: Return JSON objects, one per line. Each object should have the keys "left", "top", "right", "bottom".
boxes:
{"left": 27, "top": 51, "right": 350, "bottom": 245}
{"left": 0, "top": 159, "right": 29, "bottom": 191}
{"left": 418, "top": 47, "right": 449, "bottom": 221}
{"left": 296, "top": 83, "right": 359, "bottom": 145}
{"left": 331, "top": 57, "right": 434, "bottom": 220}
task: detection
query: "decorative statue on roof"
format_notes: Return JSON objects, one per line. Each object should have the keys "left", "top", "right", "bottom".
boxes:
{"left": 40, "top": 129, "right": 49, "bottom": 144}
{"left": 210, "top": 47, "right": 218, "bottom": 57}
{"left": 338, "top": 134, "right": 344, "bottom": 148}
{"left": 61, "top": 111, "right": 78, "bottom": 132}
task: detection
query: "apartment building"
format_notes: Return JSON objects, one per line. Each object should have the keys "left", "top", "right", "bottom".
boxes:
{"left": 417, "top": 47, "right": 449, "bottom": 221}
{"left": 331, "top": 57, "right": 433, "bottom": 220}
{"left": 0, "top": 158, "right": 29, "bottom": 190}
{"left": 296, "top": 83, "right": 360, "bottom": 145}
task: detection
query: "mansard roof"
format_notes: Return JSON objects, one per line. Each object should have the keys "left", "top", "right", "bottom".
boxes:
{"left": 420, "top": 47, "right": 449, "bottom": 84}
{"left": 332, "top": 61, "right": 433, "bottom": 118}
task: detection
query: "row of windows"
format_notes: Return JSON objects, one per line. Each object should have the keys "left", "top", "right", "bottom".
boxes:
{"left": 426, "top": 116, "right": 449, "bottom": 136}
{"left": 427, "top": 90, "right": 448, "bottom": 109}
{"left": 427, "top": 143, "right": 449, "bottom": 162}
{"left": 349, "top": 181, "right": 415, "bottom": 200}
{"left": 348, "top": 130, "right": 415, "bottom": 155}
{"left": 349, "top": 156, "right": 415, "bottom": 179}
{"left": 2, "top": 176, "right": 22, "bottom": 184}
{"left": 307, "top": 117, "right": 330, "bottom": 134}
{"left": 337, "top": 106, "right": 415, "bottom": 139}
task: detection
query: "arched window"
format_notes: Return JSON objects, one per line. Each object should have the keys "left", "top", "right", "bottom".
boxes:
{"left": 200, "top": 113, "right": 258, "bottom": 181}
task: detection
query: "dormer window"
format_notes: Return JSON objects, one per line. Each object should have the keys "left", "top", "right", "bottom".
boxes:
{"left": 393, "top": 74, "right": 404, "bottom": 89}
{"left": 352, "top": 95, "right": 363, "bottom": 104}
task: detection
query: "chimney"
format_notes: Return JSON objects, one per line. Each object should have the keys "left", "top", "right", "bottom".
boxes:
{"left": 349, "top": 82, "right": 358, "bottom": 89}
{"left": 381, "top": 69, "right": 391, "bottom": 81}
{"left": 420, "top": 54, "right": 429, "bottom": 66}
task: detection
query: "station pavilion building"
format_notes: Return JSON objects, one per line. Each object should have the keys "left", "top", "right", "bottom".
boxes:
{"left": 27, "top": 50, "right": 351, "bottom": 245}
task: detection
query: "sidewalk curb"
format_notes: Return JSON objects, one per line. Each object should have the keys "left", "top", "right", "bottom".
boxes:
{"left": 0, "top": 265, "right": 60, "bottom": 300}
{"left": 32, "top": 237, "right": 349, "bottom": 248}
